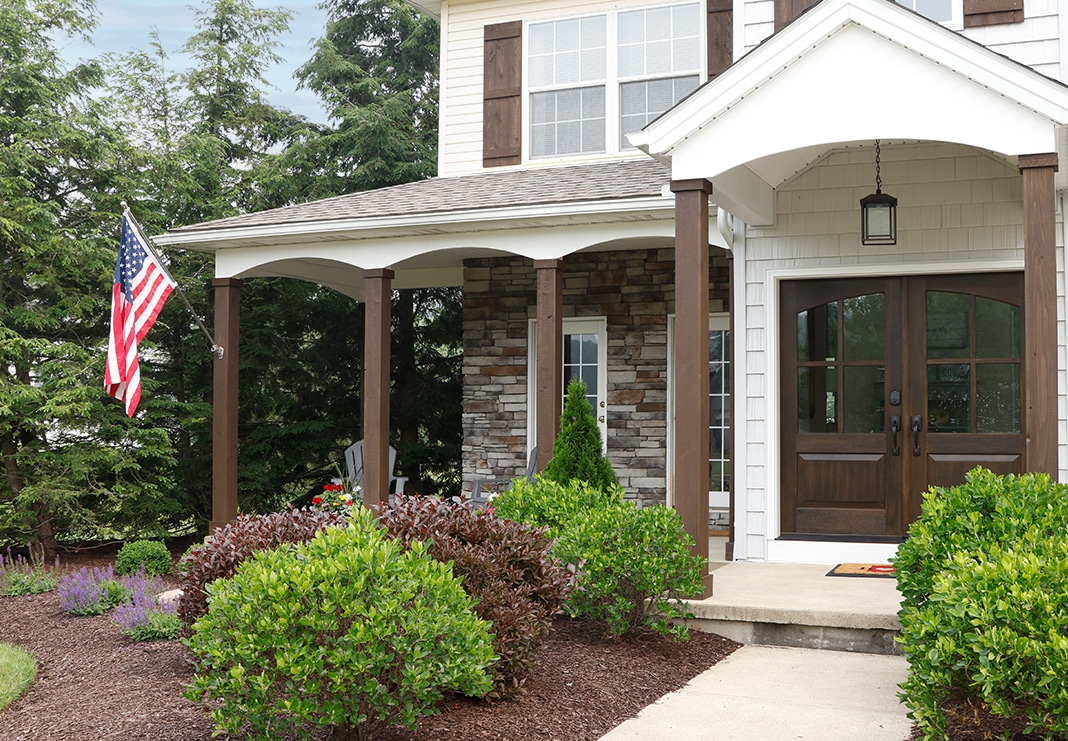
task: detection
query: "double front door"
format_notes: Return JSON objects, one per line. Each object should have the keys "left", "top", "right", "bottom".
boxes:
{"left": 781, "top": 274, "right": 1024, "bottom": 538}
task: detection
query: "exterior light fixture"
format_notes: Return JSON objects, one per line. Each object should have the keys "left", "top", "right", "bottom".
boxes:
{"left": 860, "top": 140, "right": 897, "bottom": 245}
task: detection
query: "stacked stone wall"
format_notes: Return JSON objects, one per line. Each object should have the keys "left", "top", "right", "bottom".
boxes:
{"left": 462, "top": 247, "right": 730, "bottom": 507}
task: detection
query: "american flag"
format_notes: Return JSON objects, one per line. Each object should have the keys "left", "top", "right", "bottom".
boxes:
{"left": 104, "top": 215, "right": 176, "bottom": 416}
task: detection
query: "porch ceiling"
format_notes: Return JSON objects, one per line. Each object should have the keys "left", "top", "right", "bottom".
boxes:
{"left": 631, "top": 0, "right": 1068, "bottom": 226}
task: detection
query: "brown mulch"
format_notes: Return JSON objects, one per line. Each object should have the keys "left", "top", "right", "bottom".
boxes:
{"left": 0, "top": 551, "right": 740, "bottom": 740}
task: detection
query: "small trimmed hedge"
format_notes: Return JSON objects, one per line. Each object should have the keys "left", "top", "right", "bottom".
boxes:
{"left": 115, "top": 540, "right": 173, "bottom": 577}
{"left": 184, "top": 508, "right": 495, "bottom": 741}
{"left": 376, "top": 495, "right": 573, "bottom": 698}
{"left": 491, "top": 476, "right": 624, "bottom": 538}
{"left": 894, "top": 468, "right": 1068, "bottom": 739}
{"left": 176, "top": 506, "right": 347, "bottom": 633}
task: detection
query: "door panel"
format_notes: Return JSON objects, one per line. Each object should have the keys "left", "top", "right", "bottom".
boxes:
{"left": 782, "top": 273, "right": 1023, "bottom": 538}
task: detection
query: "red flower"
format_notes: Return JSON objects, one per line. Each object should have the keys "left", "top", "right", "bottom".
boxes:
{"left": 344, "top": 500, "right": 353, "bottom": 507}
{"left": 312, "top": 496, "right": 323, "bottom": 505}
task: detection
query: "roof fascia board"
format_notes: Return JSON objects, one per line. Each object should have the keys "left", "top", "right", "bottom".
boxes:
{"left": 634, "top": 0, "right": 1068, "bottom": 160}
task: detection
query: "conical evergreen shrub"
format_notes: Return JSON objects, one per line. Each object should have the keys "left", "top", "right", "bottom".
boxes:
{"left": 542, "top": 380, "right": 618, "bottom": 490}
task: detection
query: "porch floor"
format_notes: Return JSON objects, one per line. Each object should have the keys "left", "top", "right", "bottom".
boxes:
{"left": 690, "top": 537, "right": 903, "bottom": 655}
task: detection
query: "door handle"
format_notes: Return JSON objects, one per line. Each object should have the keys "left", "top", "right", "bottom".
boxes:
{"left": 911, "top": 415, "right": 923, "bottom": 457}
{"left": 889, "top": 415, "right": 901, "bottom": 456}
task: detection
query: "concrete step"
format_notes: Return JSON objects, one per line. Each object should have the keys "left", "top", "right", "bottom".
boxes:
{"left": 684, "top": 561, "right": 903, "bottom": 655}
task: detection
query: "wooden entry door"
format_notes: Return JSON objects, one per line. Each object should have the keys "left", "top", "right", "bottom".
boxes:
{"left": 781, "top": 274, "right": 1024, "bottom": 538}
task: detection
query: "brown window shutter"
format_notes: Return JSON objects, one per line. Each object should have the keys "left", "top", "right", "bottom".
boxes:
{"left": 775, "top": 0, "right": 819, "bottom": 31}
{"left": 963, "top": 0, "right": 1024, "bottom": 28}
{"left": 484, "top": 21, "right": 522, "bottom": 168}
{"left": 707, "top": 0, "right": 733, "bottom": 78}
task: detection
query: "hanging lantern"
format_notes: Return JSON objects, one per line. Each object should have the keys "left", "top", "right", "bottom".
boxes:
{"left": 860, "top": 140, "right": 897, "bottom": 245}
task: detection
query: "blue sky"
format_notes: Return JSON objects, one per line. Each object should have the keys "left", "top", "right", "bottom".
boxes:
{"left": 56, "top": 0, "right": 330, "bottom": 123}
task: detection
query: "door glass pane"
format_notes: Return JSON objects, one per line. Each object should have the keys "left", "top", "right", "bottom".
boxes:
{"left": 842, "top": 294, "right": 885, "bottom": 361}
{"left": 797, "top": 302, "right": 838, "bottom": 362}
{"left": 798, "top": 366, "right": 837, "bottom": 433}
{"left": 975, "top": 298, "right": 1020, "bottom": 358}
{"left": 709, "top": 327, "right": 730, "bottom": 494}
{"left": 564, "top": 332, "right": 599, "bottom": 410}
{"left": 977, "top": 363, "right": 1021, "bottom": 433}
{"left": 928, "top": 363, "right": 971, "bottom": 432}
{"left": 927, "top": 292, "right": 970, "bottom": 359}
{"left": 843, "top": 366, "right": 885, "bottom": 433}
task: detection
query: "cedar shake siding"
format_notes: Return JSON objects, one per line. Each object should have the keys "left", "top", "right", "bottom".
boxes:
{"left": 462, "top": 247, "right": 730, "bottom": 507}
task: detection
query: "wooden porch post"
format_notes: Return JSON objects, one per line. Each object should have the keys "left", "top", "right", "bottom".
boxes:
{"left": 211, "top": 278, "right": 242, "bottom": 533}
{"left": 534, "top": 259, "right": 563, "bottom": 471}
{"left": 672, "top": 179, "right": 713, "bottom": 597}
{"left": 363, "top": 269, "right": 394, "bottom": 509}
{"left": 1019, "top": 153, "right": 1058, "bottom": 476}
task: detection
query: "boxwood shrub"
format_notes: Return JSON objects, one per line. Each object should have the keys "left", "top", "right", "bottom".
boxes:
{"left": 895, "top": 468, "right": 1068, "bottom": 738}
{"left": 377, "top": 494, "right": 574, "bottom": 697}
{"left": 115, "top": 539, "right": 173, "bottom": 577}
{"left": 491, "top": 475, "right": 624, "bottom": 538}
{"left": 184, "top": 507, "right": 496, "bottom": 741}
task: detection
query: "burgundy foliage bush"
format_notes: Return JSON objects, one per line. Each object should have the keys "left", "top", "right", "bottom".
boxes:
{"left": 176, "top": 506, "right": 347, "bottom": 634}
{"left": 376, "top": 495, "right": 575, "bottom": 698}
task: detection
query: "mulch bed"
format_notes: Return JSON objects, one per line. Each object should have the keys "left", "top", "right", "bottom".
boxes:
{"left": 0, "top": 550, "right": 739, "bottom": 740}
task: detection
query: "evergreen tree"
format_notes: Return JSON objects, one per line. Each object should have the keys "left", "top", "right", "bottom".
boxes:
{"left": 542, "top": 380, "right": 619, "bottom": 490}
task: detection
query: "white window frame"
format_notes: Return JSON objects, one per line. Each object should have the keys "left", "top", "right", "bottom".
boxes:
{"left": 896, "top": 0, "right": 963, "bottom": 29}
{"left": 523, "top": 1, "right": 704, "bottom": 163}
{"left": 667, "top": 313, "right": 731, "bottom": 509}
{"left": 527, "top": 317, "right": 609, "bottom": 452}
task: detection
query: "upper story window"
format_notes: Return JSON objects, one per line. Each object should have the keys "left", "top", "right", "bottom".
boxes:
{"left": 527, "top": 3, "right": 701, "bottom": 160}
{"left": 896, "top": 0, "right": 961, "bottom": 26}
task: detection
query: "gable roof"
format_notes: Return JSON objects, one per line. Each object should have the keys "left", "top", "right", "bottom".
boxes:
{"left": 630, "top": 0, "right": 1068, "bottom": 225}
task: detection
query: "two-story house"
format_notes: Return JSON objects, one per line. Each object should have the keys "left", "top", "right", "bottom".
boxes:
{"left": 157, "top": 0, "right": 1068, "bottom": 572}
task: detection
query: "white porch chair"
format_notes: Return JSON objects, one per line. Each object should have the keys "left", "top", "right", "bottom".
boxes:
{"left": 470, "top": 447, "right": 538, "bottom": 505}
{"left": 344, "top": 440, "right": 408, "bottom": 497}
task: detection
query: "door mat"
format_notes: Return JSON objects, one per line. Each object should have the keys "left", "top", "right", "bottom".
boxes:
{"left": 826, "top": 563, "right": 896, "bottom": 578}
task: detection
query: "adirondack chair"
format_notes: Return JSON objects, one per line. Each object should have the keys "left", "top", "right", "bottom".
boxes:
{"left": 344, "top": 440, "right": 408, "bottom": 497}
{"left": 470, "top": 447, "right": 538, "bottom": 505}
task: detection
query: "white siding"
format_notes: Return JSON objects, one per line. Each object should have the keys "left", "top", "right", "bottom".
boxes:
{"left": 737, "top": 0, "right": 1062, "bottom": 78}
{"left": 439, "top": 0, "right": 700, "bottom": 176}
{"left": 732, "top": 142, "right": 1067, "bottom": 559}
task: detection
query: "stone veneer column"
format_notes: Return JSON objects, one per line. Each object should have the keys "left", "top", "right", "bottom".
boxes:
{"left": 671, "top": 179, "right": 713, "bottom": 598}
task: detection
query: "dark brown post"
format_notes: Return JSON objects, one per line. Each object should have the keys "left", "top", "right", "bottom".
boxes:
{"left": 1019, "top": 153, "right": 1058, "bottom": 476}
{"left": 534, "top": 259, "right": 564, "bottom": 470}
{"left": 363, "top": 269, "right": 394, "bottom": 509}
{"left": 672, "top": 179, "right": 713, "bottom": 597}
{"left": 211, "top": 278, "right": 242, "bottom": 533}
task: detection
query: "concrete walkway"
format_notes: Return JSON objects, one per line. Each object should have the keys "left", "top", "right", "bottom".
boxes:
{"left": 599, "top": 644, "right": 911, "bottom": 741}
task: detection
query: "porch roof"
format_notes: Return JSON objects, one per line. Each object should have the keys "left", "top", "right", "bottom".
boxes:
{"left": 630, "top": 0, "right": 1068, "bottom": 226}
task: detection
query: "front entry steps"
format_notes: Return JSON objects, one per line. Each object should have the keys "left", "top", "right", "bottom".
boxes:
{"left": 683, "top": 558, "right": 903, "bottom": 656}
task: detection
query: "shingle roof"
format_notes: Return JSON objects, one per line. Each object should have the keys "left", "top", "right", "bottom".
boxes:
{"left": 171, "top": 158, "right": 671, "bottom": 233}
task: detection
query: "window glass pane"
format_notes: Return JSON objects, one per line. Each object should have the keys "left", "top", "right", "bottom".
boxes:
{"left": 646, "top": 7, "right": 672, "bottom": 40}
{"left": 673, "top": 37, "right": 700, "bottom": 73}
{"left": 529, "top": 23, "right": 555, "bottom": 55}
{"left": 673, "top": 2, "right": 700, "bottom": 39}
{"left": 556, "top": 19, "right": 581, "bottom": 51}
{"left": 709, "top": 327, "right": 730, "bottom": 494}
{"left": 581, "top": 48, "right": 606, "bottom": 80}
{"left": 647, "top": 78, "right": 675, "bottom": 111}
{"left": 556, "top": 50, "right": 580, "bottom": 85}
{"left": 530, "top": 87, "right": 605, "bottom": 157}
{"left": 618, "top": 75, "right": 698, "bottom": 149}
{"left": 530, "top": 123, "right": 554, "bottom": 158}
{"left": 646, "top": 40, "right": 671, "bottom": 75}
{"left": 977, "top": 363, "right": 1020, "bottom": 433}
{"left": 529, "top": 55, "right": 554, "bottom": 88}
{"left": 797, "top": 302, "right": 838, "bottom": 362}
{"left": 565, "top": 334, "right": 581, "bottom": 363}
{"left": 581, "top": 15, "right": 606, "bottom": 50}
{"left": 843, "top": 366, "right": 885, "bottom": 433}
{"left": 618, "top": 11, "right": 643, "bottom": 45}
{"left": 908, "top": 0, "right": 952, "bottom": 23}
{"left": 975, "top": 297, "right": 1020, "bottom": 358}
{"left": 798, "top": 367, "right": 837, "bottom": 433}
{"left": 581, "top": 365, "right": 598, "bottom": 394}
{"left": 529, "top": 16, "right": 605, "bottom": 88}
{"left": 580, "top": 335, "right": 597, "bottom": 362}
{"left": 927, "top": 292, "right": 970, "bottom": 359}
{"left": 928, "top": 363, "right": 970, "bottom": 432}
{"left": 842, "top": 293, "right": 884, "bottom": 361}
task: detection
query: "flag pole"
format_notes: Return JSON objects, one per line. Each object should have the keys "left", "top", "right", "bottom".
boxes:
{"left": 120, "top": 202, "right": 225, "bottom": 360}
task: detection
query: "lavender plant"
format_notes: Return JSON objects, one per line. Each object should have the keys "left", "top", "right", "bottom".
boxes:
{"left": 113, "top": 573, "right": 180, "bottom": 641}
{"left": 0, "top": 546, "right": 60, "bottom": 596}
{"left": 57, "top": 566, "right": 132, "bottom": 616}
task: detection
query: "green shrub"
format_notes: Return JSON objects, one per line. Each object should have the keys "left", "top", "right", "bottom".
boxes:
{"left": 899, "top": 541, "right": 1068, "bottom": 739}
{"left": 115, "top": 540, "right": 173, "bottom": 577}
{"left": 542, "top": 379, "right": 619, "bottom": 490}
{"left": 377, "top": 494, "right": 574, "bottom": 697}
{"left": 176, "top": 506, "right": 347, "bottom": 633}
{"left": 894, "top": 468, "right": 1068, "bottom": 738}
{"left": 184, "top": 507, "right": 496, "bottom": 741}
{"left": 894, "top": 468, "right": 1068, "bottom": 609}
{"left": 491, "top": 476, "right": 624, "bottom": 537}
{"left": 554, "top": 503, "right": 705, "bottom": 638}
